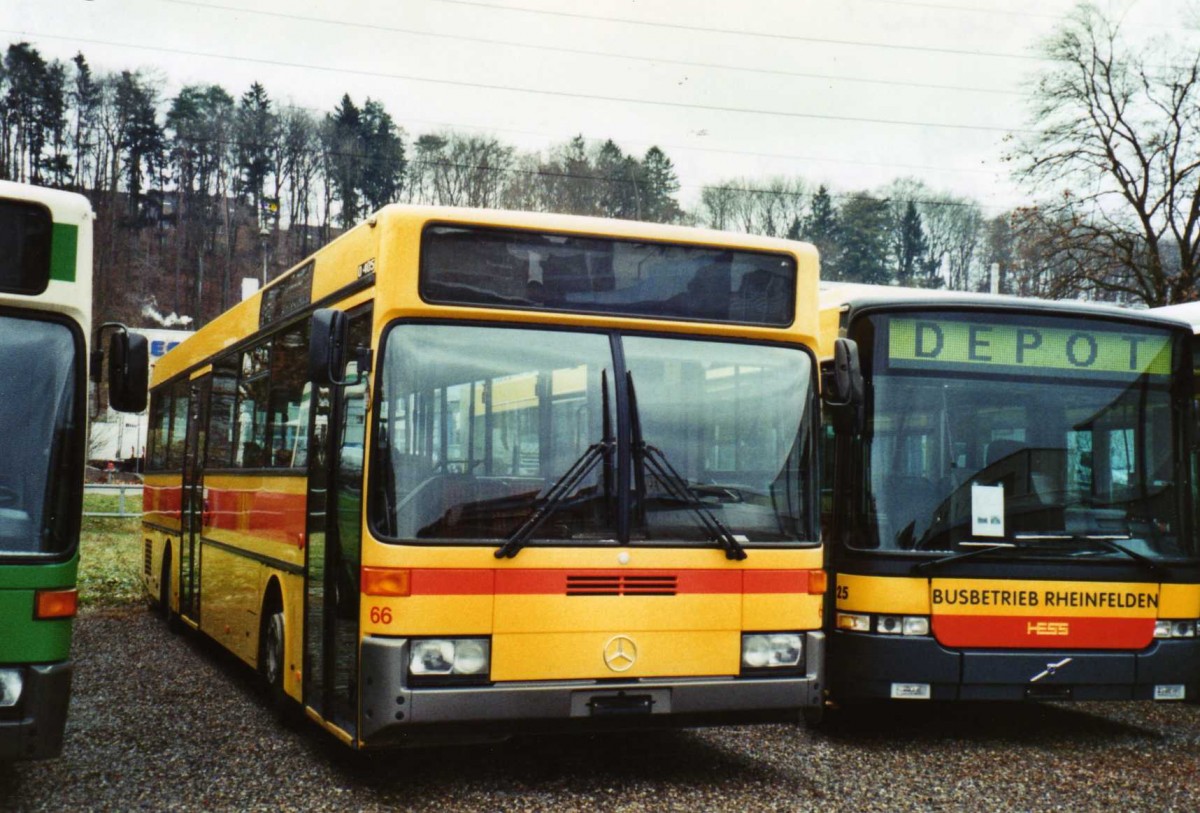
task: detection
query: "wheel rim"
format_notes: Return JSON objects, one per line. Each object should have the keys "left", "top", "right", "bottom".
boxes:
{"left": 265, "top": 616, "right": 283, "bottom": 686}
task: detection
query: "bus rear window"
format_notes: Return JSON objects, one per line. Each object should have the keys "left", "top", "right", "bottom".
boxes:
{"left": 420, "top": 225, "right": 796, "bottom": 327}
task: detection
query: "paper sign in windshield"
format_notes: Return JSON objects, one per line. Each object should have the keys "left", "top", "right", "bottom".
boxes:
{"left": 971, "top": 483, "right": 1004, "bottom": 538}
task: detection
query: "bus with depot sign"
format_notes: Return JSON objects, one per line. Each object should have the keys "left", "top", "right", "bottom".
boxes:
{"left": 0, "top": 181, "right": 145, "bottom": 760}
{"left": 818, "top": 284, "right": 1200, "bottom": 707}
{"left": 140, "top": 205, "right": 827, "bottom": 747}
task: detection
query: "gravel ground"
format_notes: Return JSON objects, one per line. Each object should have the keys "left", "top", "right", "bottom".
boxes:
{"left": 4, "top": 607, "right": 1200, "bottom": 811}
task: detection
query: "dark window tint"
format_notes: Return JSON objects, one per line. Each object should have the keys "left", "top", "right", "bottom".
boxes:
{"left": 260, "top": 260, "right": 313, "bottom": 327}
{"left": 207, "top": 354, "right": 240, "bottom": 468}
{"left": 148, "top": 388, "right": 170, "bottom": 470}
{"left": 0, "top": 316, "right": 80, "bottom": 555}
{"left": 264, "top": 324, "right": 310, "bottom": 469}
{"left": 0, "top": 199, "right": 52, "bottom": 295}
{"left": 165, "top": 379, "right": 190, "bottom": 469}
{"left": 421, "top": 225, "right": 796, "bottom": 327}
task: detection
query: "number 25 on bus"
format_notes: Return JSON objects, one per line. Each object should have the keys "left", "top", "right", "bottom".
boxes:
{"left": 140, "top": 207, "right": 828, "bottom": 747}
{"left": 820, "top": 286, "right": 1200, "bottom": 706}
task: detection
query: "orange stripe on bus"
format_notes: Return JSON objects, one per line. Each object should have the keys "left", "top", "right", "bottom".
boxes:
{"left": 392, "top": 568, "right": 822, "bottom": 596}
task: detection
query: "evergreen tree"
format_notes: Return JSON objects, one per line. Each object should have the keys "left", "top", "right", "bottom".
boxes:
{"left": 640, "top": 146, "right": 681, "bottom": 223}
{"left": 234, "top": 82, "right": 276, "bottom": 211}
{"left": 325, "top": 94, "right": 363, "bottom": 227}
{"left": 837, "top": 194, "right": 892, "bottom": 284}
{"left": 3, "top": 42, "right": 49, "bottom": 182}
{"left": 70, "top": 53, "right": 101, "bottom": 189}
{"left": 800, "top": 185, "right": 840, "bottom": 279}
{"left": 113, "top": 70, "right": 164, "bottom": 217}
{"left": 895, "top": 201, "right": 929, "bottom": 287}
{"left": 359, "top": 98, "right": 405, "bottom": 212}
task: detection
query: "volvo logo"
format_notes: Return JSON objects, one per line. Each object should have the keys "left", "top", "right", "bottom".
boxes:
{"left": 603, "top": 635, "right": 638, "bottom": 672}
{"left": 1030, "top": 657, "right": 1073, "bottom": 683}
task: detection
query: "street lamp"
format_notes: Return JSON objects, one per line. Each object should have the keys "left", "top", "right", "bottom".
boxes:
{"left": 259, "top": 222, "right": 271, "bottom": 285}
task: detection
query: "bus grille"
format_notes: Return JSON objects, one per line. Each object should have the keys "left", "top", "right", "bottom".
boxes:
{"left": 143, "top": 539, "right": 153, "bottom": 575}
{"left": 566, "top": 574, "right": 677, "bottom": 596}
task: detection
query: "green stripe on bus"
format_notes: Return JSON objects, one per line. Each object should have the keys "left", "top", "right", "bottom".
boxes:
{"left": 49, "top": 223, "right": 78, "bottom": 283}
{"left": 0, "top": 556, "right": 76, "bottom": 662}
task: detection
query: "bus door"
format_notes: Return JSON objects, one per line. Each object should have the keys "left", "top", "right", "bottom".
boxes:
{"left": 179, "top": 372, "right": 211, "bottom": 623}
{"left": 305, "top": 307, "right": 371, "bottom": 735}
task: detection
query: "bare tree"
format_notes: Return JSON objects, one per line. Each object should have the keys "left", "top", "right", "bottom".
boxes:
{"left": 1011, "top": 3, "right": 1200, "bottom": 305}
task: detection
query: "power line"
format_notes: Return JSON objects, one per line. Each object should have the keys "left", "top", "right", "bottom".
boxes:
{"left": 427, "top": 0, "right": 1044, "bottom": 61}
{"left": 158, "top": 0, "right": 1020, "bottom": 97}
{"left": 0, "top": 28, "right": 1028, "bottom": 135}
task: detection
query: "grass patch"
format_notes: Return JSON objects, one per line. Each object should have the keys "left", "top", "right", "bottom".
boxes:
{"left": 79, "top": 492, "right": 145, "bottom": 608}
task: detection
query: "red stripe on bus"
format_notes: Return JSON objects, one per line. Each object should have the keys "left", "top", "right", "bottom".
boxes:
{"left": 931, "top": 615, "right": 1155, "bottom": 649}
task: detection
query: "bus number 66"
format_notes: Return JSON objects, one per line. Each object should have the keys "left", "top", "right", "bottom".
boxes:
{"left": 369, "top": 606, "right": 393, "bottom": 625}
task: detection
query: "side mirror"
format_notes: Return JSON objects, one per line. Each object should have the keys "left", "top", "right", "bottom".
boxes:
{"left": 309, "top": 308, "right": 348, "bottom": 387}
{"left": 823, "top": 337, "right": 864, "bottom": 434}
{"left": 108, "top": 330, "right": 149, "bottom": 413}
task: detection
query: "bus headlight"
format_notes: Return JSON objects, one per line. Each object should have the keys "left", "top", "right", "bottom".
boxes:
{"left": 741, "top": 633, "right": 803, "bottom": 669}
{"left": 0, "top": 668, "right": 22, "bottom": 708}
{"left": 1155, "top": 620, "right": 1198, "bottom": 639}
{"left": 409, "top": 638, "right": 491, "bottom": 676}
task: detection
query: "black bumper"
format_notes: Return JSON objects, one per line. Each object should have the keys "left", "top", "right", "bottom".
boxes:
{"left": 0, "top": 661, "right": 72, "bottom": 761}
{"left": 829, "top": 633, "right": 1200, "bottom": 702}
{"left": 358, "top": 633, "right": 825, "bottom": 747}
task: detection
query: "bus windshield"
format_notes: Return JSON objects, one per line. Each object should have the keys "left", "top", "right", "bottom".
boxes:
{"left": 849, "top": 311, "right": 1193, "bottom": 560}
{"left": 0, "top": 315, "right": 79, "bottom": 557}
{"left": 372, "top": 323, "right": 816, "bottom": 548}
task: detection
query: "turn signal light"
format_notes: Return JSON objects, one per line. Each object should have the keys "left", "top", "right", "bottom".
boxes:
{"left": 807, "top": 570, "right": 828, "bottom": 595}
{"left": 34, "top": 589, "right": 78, "bottom": 620}
{"left": 362, "top": 567, "right": 412, "bottom": 597}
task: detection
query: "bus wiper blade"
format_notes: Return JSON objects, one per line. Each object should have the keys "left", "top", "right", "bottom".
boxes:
{"left": 1016, "top": 533, "right": 1164, "bottom": 576}
{"left": 912, "top": 541, "right": 1021, "bottom": 574}
{"left": 495, "top": 371, "right": 615, "bottom": 559}
{"left": 628, "top": 372, "right": 747, "bottom": 561}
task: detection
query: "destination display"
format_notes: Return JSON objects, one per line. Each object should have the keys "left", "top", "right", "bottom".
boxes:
{"left": 887, "top": 316, "right": 1172, "bottom": 379}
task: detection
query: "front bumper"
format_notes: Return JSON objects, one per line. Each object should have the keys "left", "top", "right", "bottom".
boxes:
{"left": 0, "top": 661, "right": 72, "bottom": 761}
{"left": 829, "top": 632, "right": 1200, "bottom": 702}
{"left": 359, "top": 632, "right": 824, "bottom": 746}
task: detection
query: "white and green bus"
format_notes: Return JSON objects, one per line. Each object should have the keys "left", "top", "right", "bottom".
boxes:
{"left": 0, "top": 181, "right": 145, "bottom": 760}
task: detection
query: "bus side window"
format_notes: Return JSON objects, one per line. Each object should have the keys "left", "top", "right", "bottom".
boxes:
{"left": 266, "top": 324, "right": 310, "bottom": 469}
{"left": 165, "top": 379, "right": 189, "bottom": 469}
{"left": 206, "top": 354, "right": 240, "bottom": 468}
{"left": 235, "top": 343, "right": 271, "bottom": 468}
{"left": 147, "top": 388, "right": 169, "bottom": 471}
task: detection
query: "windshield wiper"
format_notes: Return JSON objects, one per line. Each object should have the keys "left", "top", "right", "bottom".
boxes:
{"left": 912, "top": 540, "right": 1023, "bottom": 574}
{"left": 1014, "top": 533, "right": 1164, "bottom": 576}
{"left": 628, "top": 373, "right": 747, "bottom": 561}
{"left": 495, "top": 371, "right": 614, "bottom": 559}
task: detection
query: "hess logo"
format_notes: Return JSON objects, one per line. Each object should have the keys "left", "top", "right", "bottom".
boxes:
{"left": 1026, "top": 621, "right": 1070, "bottom": 636}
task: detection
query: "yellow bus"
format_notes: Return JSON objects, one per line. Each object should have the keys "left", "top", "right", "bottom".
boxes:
{"left": 819, "top": 283, "right": 1200, "bottom": 706}
{"left": 142, "top": 206, "right": 826, "bottom": 746}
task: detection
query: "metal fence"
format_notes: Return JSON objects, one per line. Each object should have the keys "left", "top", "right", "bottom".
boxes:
{"left": 82, "top": 483, "right": 144, "bottom": 518}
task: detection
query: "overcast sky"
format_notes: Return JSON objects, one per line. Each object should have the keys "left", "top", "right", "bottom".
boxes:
{"left": 3, "top": 0, "right": 1197, "bottom": 213}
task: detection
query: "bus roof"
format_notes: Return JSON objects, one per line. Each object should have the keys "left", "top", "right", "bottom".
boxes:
{"left": 816, "top": 282, "right": 1192, "bottom": 359}
{"left": 1150, "top": 301, "right": 1200, "bottom": 331}
{"left": 153, "top": 205, "right": 821, "bottom": 387}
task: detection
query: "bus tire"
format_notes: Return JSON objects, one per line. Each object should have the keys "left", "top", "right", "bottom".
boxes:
{"left": 260, "top": 609, "right": 296, "bottom": 725}
{"left": 161, "top": 548, "right": 183, "bottom": 634}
